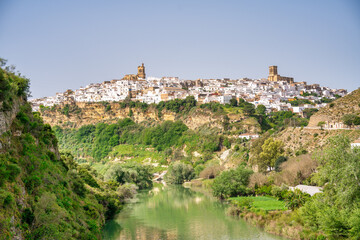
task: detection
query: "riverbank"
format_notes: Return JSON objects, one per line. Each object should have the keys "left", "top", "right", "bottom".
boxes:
{"left": 185, "top": 179, "right": 325, "bottom": 240}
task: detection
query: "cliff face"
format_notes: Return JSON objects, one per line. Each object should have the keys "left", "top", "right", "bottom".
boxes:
{"left": 0, "top": 98, "right": 22, "bottom": 135}
{"left": 308, "top": 88, "right": 360, "bottom": 127}
{"left": 38, "top": 102, "right": 261, "bottom": 133}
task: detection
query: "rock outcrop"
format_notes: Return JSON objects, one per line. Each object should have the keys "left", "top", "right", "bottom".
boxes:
{"left": 38, "top": 102, "right": 261, "bottom": 133}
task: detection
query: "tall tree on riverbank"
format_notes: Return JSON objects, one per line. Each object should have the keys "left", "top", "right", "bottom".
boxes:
{"left": 300, "top": 135, "right": 360, "bottom": 239}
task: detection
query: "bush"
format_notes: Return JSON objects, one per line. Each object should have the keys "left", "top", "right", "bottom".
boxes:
{"left": 22, "top": 208, "right": 35, "bottom": 225}
{"left": 117, "top": 183, "right": 138, "bottom": 201}
{"left": 284, "top": 189, "right": 310, "bottom": 210}
{"left": 104, "top": 162, "right": 153, "bottom": 189}
{"left": 3, "top": 193, "right": 13, "bottom": 207}
{"left": 71, "top": 178, "right": 86, "bottom": 197}
{"left": 164, "top": 162, "right": 195, "bottom": 184}
{"left": 212, "top": 166, "right": 253, "bottom": 199}
{"left": 274, "top": 156, "right": 287, "bottom": 172}
{"left": 199, "top": 165, "right": 224, "bottom": 179}
{"left": 255, "top": 185, "right": 272, "bottom": 196}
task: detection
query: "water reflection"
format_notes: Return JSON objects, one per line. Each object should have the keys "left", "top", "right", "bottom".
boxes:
{"left": 102, "top": 185, "right": 283, "bottom": 240}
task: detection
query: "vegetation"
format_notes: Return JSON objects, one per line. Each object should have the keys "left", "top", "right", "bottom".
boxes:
{"left": 342, "top": 114, "right": 360, "bottom": 128}
{"left": 164, "top": 162, "right": 195, "bottom": 184}
{"left": 104, "top": 162, "right": 153, "bottom": 189}
{"left": 230, "top": 196, "right": 287, "bottom": 211}
{"left": 0, "top": 62, "right": 154, "bottom": 239}
{"left": 299, "top": 135, "right": 360, "bottom": 239}
{"left": 0, "top": 58, "right": 30, "bottom": 110}
{"left": 211, "top": 165, "right": 253, "bottom": 199}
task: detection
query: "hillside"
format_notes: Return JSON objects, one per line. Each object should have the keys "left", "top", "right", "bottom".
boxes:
{"left": 0, "top": 63, "right": 129, "bottom": 239}
{"left": 308, "top": 88, "right": 360, "bottom": 127}
{"left": 37, "top": 101, "right": 261, "bottom": 133}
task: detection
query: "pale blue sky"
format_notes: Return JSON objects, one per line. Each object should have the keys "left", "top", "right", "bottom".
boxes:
{"left": 0, "top": 0, "right": 359, "bottom": 98}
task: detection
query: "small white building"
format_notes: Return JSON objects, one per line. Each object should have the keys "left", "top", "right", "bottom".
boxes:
{"left": 238, "top": 133, "right": 260, "bottom": 140}
{"left": 289, "top": 185, "right": 322, "bottom": 196}
{"left": 351, "top": 139, "right": 360, "bottom": 149}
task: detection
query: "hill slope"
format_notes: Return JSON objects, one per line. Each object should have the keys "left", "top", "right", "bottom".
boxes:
{"left": 308, "top": 88, "right": 360, "bottom": 127}
{"left": 0, "top": 63, "right": 123, "bottom": 239}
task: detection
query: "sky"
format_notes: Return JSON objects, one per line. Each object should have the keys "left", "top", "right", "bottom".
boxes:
{"left": 0, "top": 0, "right": 359, "bottom": 99}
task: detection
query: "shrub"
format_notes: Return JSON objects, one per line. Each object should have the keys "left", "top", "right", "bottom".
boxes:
{"left": 199, "top": 165, "right": 224, "bottom": 179}
{"left": 104, "top": 162, "right": 153, "bottom": 189}
{"left": 274, "top": 156, "right": 287, "bottom": 172}
{"left": 164, "top": 162, "right": 195, "bottom": 184}
{"left": 255, "top": 185, "right": 272, "bottom": 196}
{"left": 212, "top": 166, "right": 253, "bottom": 199}
{"left": 233, "top": 197, "right": 254, "bottom": 209}
{"left": 273, "top": 154, "right": 317, "bottom": 186}
{"left": 3, "top": 193, "right": 13, "bottom": 207}
{"left": 117, "top": 183, "right": 138, "bottom": 201}
{"left": 284, "top": 189, "right": 310, "bottom": 210}
{"left": 22, "top": 208, "right": 35, "bottom": 225}
{"left": 72, "top": 178, "right": 86, "bottom": 197}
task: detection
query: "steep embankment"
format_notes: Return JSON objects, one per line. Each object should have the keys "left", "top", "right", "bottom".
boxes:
{"left": 38, "top": 101, "right": 261, "bottom": 133}
{"left": 274, "top": 88, "right": 360, "bottom": 155}
{"left": 308, "top": 88, "right": 360, "bottom": 127}
{"left": 0, "top": 65, "right": 123, "bottom": 239}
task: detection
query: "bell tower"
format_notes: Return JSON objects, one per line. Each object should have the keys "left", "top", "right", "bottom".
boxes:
{"left": 137, "top": 63, "right": 146, "bottom": 79}
{"left": 269, "top": 66, "right": 278, "bottom": 76}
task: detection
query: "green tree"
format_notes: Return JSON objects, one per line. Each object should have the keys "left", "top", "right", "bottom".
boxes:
{"left": 243, "top": 103, "right": 255, "bottom": 116}
{"left": 258, "top": 138, "right": 284, "bottom": 172}
{"left": 212, "top": 166, "right": 253, "bottom": 199}
{"left": 302, "top": 108, "right": 318, "bottom": 119}
{"left": 342, "top": 114, "right": 360, "bottom": 128}
{"left": 229, "top": 98, "right": 238, "bottom": 107}
{"left": 256, "top": 104, "right": 266, "bottom": 115}
{"left": 317, "top": 121, "right": 325, "bottom": 130}
{"left": 164, "top": 161, "right": 195, "bottom": 184}
{"left": 274, "top": 156, "right": 287, "bottom": 172}
{"left": 300, "top": 135, "right": 360, "bottom": 239}
{"left": 104, "top": 162, "right": 153, "bottom": 189}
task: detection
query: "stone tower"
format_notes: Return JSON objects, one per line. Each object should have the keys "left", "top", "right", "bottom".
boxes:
{"left": 269, "top": 66, "right": 278, "bottom": 76}
{"left": 137, "top": 63, "right": 146, "bottom": 79}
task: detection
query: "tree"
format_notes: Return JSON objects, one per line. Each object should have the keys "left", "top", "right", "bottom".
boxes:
{"left": 229, "top": 98, "right": 238, "bottom": 107}
{"left": 258, "top": 138, "right": 284, "bottom": 172}
{"left": 243, "top": 103, "right": 255, "bottom": 116}
{"left": 104, "top": 163, "right": 153, "bottom": 189}
{"left": 300, "top": 135, "right": 360, "bottom": 239}
{"left": 342, "top": 114, "right": 360, "bottom": 128}
{"left": 256, "top": 104, "right": 266, "bottom": 115}
{"left": 274, "top": 156, "right": 287, "bottom": 172}
{"left": 317, "top": 121, "right": 325, "bottom": 130}
{"left": 222, "top": 115, "right": 230, "bottom": 130}
{"left": 164, "top": 161, "right": 195, "bottom": 184}
{"left": 212, "top": 166, "right": 253, "bottom": 199}
{"left": 302, "top": 108, "right": 318, "bottom": 119}
{"left": 128, "top": 109, "right": 133, "bottom": 117}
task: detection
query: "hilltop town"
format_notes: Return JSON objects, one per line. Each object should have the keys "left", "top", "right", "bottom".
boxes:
{"left": 30, "top": 64, "right": 347, "bottom": 116}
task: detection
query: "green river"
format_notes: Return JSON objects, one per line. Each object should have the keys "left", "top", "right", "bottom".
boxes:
{"left": 102, "top": 185, "right": 284, "bottom": 240}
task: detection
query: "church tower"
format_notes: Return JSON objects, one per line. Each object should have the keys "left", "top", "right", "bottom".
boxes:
{"left": 137, "top": 63, "right": 146, "bottom": 79}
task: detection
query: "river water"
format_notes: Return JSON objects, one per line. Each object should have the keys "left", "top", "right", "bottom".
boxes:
{"left": 102, "top": 185, "right": 284, "bottom": 240}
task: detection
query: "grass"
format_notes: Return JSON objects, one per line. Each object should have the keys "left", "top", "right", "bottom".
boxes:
{"left": 229, "top": 196, "right": 287, "bottom": 211}
{"left": 108, "top": 144, "right": 166, "bottom": 163}
{"left": 90, "top": 144, "right": 168, "bottom": 175}
{"left": 223, "top": 106, "right": 243, "bottom": 115}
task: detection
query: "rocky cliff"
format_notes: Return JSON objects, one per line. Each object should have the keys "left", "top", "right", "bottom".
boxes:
{"left": 38, "top": 102, "right": 261, "bottom": 133}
